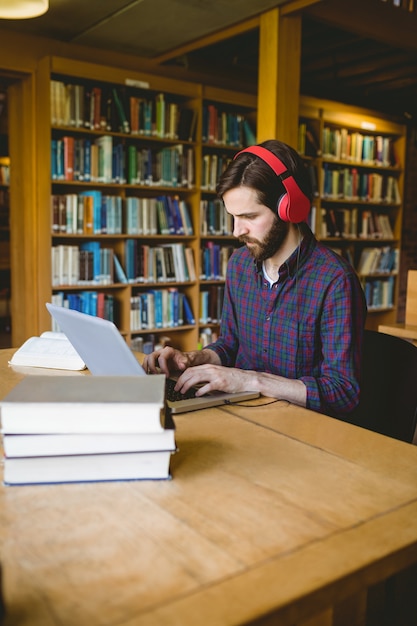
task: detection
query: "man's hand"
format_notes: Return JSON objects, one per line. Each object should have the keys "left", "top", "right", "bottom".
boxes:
{"left": 143, "top": 346, "right": 191, "bottom": 377}
{"left": 174, "top": 364, "right": 259, "bottom": 397}
{"left": 174, "top": 364, "right": 307, "bottom": 407}
{"left": 143, "top": 346, "right": 221, "bottom": 377}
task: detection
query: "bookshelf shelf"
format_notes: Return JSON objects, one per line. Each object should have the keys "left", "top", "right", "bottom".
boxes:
{"left": 299, "top": 95, "right": 406, "bottom": 329}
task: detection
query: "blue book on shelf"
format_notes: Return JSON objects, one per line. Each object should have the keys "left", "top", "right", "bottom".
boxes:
{"left": 140, "top": 292, "right": 149, "bottom": 328}
{"left": 66, "top": 293, "right": 81, "bottom": 312}
{"left": 181, "top": 293, "right": 195, "bottom": 325}
{"left": 124, "top": 239, "right": 137, "bottom": 282}
{"left": 167, "top": 195, "right": 184, "bottom": 234}
{"left": 143, "top": 100, "right": 153, "bottom": 136}
{"left": 168, "top": 287, "right": 180, "bottom": 327}
{"left": 103, "top": 195, "right": 121, "bottom": 235}
{"left": 56, "top": 139, "right": 64, "bottom": 180}
{"left": 51, "top": 139, "right": 58, "bottom": 179}
{"left": 160, "top": 196, "right": 176, "bottom": 234}
{"left": 83, "top": 138, "right": 92, "bottom": 182}
{"left": 114, "top": 196, "right": 122, "bottom": 234}
{"left": 113, "top": 254, "right": 128, "bottom": 284}
{"left": 112, "top": 142, "right": 126, "bottom": 184}
{"left": 149, "top": 289, "right": 163, "bottom": 328}
{"left": 179, "top": 199, "right": 193, "bottom": 235}
{"left": 80, "top": 241, "right": 101, "bottom": 281}
{"left": 79, "top": 291, "right": 98, "bottom": 316}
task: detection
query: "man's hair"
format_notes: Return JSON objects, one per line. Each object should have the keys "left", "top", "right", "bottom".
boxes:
{"left": 216, "top": 139, "right": 313, "bottom": 214}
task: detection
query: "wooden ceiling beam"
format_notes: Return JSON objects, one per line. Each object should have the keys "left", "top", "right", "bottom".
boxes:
{"left": 303, "top": 52, "right": 415, "bottom": 78}
{"left": 150, "top": 15, "right": 260, "bottom": 65}
{"left": 307, "top": 0, "right": 417, "bottom": 52}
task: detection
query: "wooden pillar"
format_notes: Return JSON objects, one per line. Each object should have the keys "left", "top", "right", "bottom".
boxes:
{"left": 257, "top": 8, "right": 302, "bottom": 148}
{"left": 8, "top": 73, "right": 40, "bottom": 346}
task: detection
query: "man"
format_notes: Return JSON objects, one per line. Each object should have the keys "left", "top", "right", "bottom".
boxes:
{"left": 144, "top": 139, "right": 367, "bottom": 418}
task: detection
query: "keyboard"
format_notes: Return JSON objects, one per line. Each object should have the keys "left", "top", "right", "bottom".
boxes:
{"left": 165, "top": 377, "right": 198, "bottom": 402}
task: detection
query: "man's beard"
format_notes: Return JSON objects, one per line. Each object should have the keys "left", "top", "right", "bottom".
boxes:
{"left": 238, "top": 215, "right": 289, "bottom": 262}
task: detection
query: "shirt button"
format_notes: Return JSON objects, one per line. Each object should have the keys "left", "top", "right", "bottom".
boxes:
{"left": 266, "top": 316, "right": 270, "bottom": 321}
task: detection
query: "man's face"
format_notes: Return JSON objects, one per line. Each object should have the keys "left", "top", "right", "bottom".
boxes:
{"left": 223, "top": 186, "right": 289, "bottom": 262}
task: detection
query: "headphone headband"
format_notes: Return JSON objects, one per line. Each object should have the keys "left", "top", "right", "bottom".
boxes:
{"left": 234, "top": 145, "right": 287, "bottom": 177}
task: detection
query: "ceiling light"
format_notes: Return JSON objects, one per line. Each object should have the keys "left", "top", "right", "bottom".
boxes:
{"left": 0, "top": 0, "right": 49, "bottom": 19}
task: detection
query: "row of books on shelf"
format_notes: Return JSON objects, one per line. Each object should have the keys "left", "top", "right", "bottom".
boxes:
{"left": 52, "top": 191, "right": 237, "bottom": 239}
{"left": 125, "top": 194, "right": 193, "bottom": 236}
{"left": 198, "top": 327, "right": 219, "bottom": 349}
{"left": 1, "top": 374, "right": 175, "bottom": 485}
{"left": 52, "top": 241, "right": 197, "bottom": 286}
{"left": 130, "top": 288, "right": 195, "bottom": 331}
{"left": 52, "top": 191, "right": 122, "bottom": 235}
{"left": 200, "top": 284, "right": 225, "bottom": 324}
{"left": 357, "top": 245, "right": 399, "bottom": 275}
{"left": 125, "top": 240, "right": 196, "bottom": 284}
{"left": 52, "top": 192, "right": 194, "bottom": 236}
{"left": 201, "top": 152, "right": 233, "bottom": 191}
{"left": 200, "top": 242, "right": 235, "bottom": 281}
{"left": 51, "top": 291, "right": 115, "bottom": 325}
{"left": 297, "top": 122, "right": 321, "bottom": 157}
{"left": 362, "top": 276, "right": 395, "bottom": 311}
{"left": 321, "top": 127, "right": 398, "bottom": 167}
{"left": 319, "top": 207, "right": 394, "bottom": 239}
{"left": 130, "top": 333, "right": 167, "bottom": 354}
{"left": 320, "top": 165, "right": 401, "bottom": 203}
{"left": 52, "top": 136, "right": 195, "bottom": 188}
{"left": 202, "top": 103, "right": 256, "bottom": 147}
{"left": 200, "top": 198, "right": 233, "bottom": 236}
{"left": 51, "top": 79, "right": 197, "bottom": 141}
{"left": 52, "top": 243, "right": 115, "bottom": 285}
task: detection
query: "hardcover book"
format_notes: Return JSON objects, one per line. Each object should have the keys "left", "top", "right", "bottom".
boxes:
{"left": 3, "top": 410, "right": 176, "bottom": 457}
{"left": 0, "top": 375, "right": 167, "bottom": 434}
{"left": 3, "top": 450, "right": 173, "bottom": 485}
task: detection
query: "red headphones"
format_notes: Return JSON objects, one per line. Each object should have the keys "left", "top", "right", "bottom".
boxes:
{"left": 234, "top": 145, "right": 311, "bottom": 223}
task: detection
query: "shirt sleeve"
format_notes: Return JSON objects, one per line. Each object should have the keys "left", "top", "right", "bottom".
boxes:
{"left": 299, "top": 270, "right": 367, "bottom": 417}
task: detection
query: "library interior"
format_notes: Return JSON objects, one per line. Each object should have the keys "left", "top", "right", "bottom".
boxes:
{"left": 0, "top": 1, "right": 417, "bottom": 625}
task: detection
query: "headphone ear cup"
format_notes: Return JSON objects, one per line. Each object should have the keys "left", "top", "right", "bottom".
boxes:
{"left": 235, "top": 145, "right": 311, "bottom": 223}
{"left": 277, "top": 193, "right": 290, "bottom": 221}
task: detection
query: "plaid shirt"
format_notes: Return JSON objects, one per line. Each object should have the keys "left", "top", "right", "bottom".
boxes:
{"left": 206, "top": 227, "right": 367, "bottom": 418}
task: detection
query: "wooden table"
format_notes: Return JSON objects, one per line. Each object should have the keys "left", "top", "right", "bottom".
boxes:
{"left": 379, "top": 322, "right": 417, "bottom": 346}
{"left": 1, "top": 348, "right": 417, "bottom": 626}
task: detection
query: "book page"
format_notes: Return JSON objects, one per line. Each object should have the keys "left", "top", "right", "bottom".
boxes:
{"left": 40, "top": 331, "right": 69, "bottom": 340}
{"left": 9, "top": 336, "right": 86, "bottom": 371}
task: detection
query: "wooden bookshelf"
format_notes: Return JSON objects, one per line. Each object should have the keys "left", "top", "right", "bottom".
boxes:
{"left": 31, "top": 56, "right": 257, "bottom": 352}
{"left": 298, "top": 95, "right": 406, "bottom": 330}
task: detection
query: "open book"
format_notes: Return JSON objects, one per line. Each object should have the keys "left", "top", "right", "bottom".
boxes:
{"left": 9, "top": 332, "right": 86, "bottom": 371}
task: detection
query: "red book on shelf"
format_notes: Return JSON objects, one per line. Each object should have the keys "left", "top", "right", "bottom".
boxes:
{"left": 63, "top": 136, "right": 74, "bottom": 181}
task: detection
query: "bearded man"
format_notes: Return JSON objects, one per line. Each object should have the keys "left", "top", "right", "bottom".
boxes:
{"left": 144, "top": 140, "right": 367, "bottom": 418}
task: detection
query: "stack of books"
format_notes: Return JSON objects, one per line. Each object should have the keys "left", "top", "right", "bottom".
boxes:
{"left": 0, "top": 375, "right": 176, "bottom": 485}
